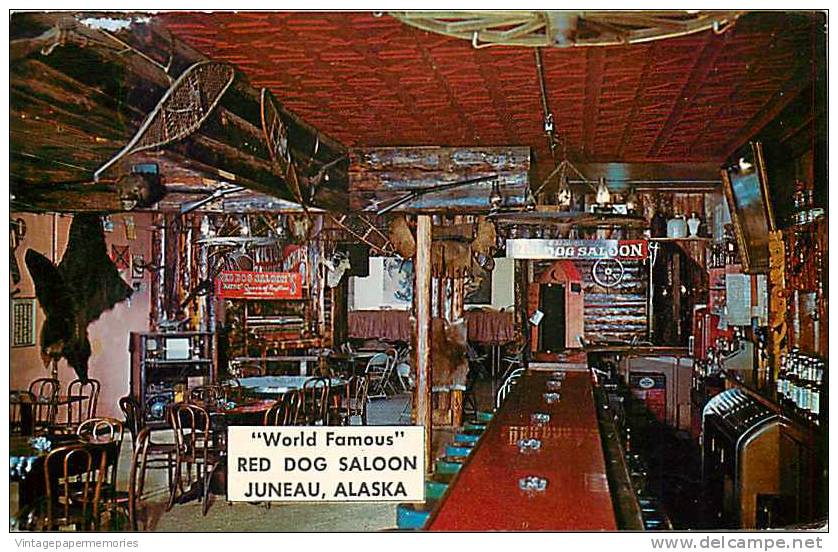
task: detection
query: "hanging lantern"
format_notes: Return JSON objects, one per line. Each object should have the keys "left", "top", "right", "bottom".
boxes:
{"left": 596, "top": 177, "right": 611, "bottom": 205}
{"left": 557, "top": 173, "right": 572, "bottom": 208}
{"left": 625, "top": 187, "right": 639, "bottom": 213}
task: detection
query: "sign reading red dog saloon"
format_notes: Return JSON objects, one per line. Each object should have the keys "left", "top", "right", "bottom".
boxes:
{"left": 216, "top": 271, "right": 302, "bottom": 299}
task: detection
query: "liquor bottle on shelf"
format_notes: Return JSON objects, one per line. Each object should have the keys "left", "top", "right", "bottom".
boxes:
{"left": 776, "top": 351, "right": 788, "bottom": 397}
{"left": 723, "top": 224, "right": 739, "bottom": 266}
{"left": 797, "top": 356, "right": 811, "bottom": 416}
{"left": 776, "top": 349, "right": 826, "bottom": 424}
{"left": 810, "top": 359, "right": 824, "bottom": 425}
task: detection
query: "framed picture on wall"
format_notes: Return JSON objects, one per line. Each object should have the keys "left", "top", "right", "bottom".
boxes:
{"left": 11, "top": 297, "right": 36, "bottom": 347}
{"left": 382, "top": 258, "right": 413, "bottom": 304}
{"left": 720, "top": 141, "right": 776, "bottom": 274}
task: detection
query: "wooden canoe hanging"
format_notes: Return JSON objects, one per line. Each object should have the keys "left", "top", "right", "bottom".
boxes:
{"left": 95, "top": 61, "right": 236, "bottom": 180}
{"left": 261, "top": 88, "right": 306, "bottom": 206}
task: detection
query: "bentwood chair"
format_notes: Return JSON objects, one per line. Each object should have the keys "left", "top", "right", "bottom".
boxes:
{"left": 127, "top": 427, "right": 161, "bottom": 531}
{"left": 65, "top": 378, "right": 101, "bottom": 429}
{"left": 394, "top": 346, "right": 413, "bottom": 393}
{"left": 118, "top": 396, "right": 176, "bottom": 492}
{"left": 41, "top": 443, "right": 110, "bottom": 531}
{"left": 168, "top": 403, "right": 223, "bottom": 515}
{"left": 28, "top": 377, "right": 59, "bottom": 434}
{"left": 263, "top": 390, "right": 303, "bottom": 426}
{"left": 495, "top": 368, "right": 525, "bottom": 408}
{"left": 301, "top": 378, "right": 330, "bottom": 425}
{"left": 75, "top": 418, "right": 126, "bottom": 528}
{"left": 10, "top": 390, "right": 35, "bottom": 435}
{"left": 230, "top": 361, "right": 263, "bottom": 378}
{"left": 77, "top": 417, "right": 124, "bottom": 444}
{"left": 339, "top": 375, "right": 370, "bottom": 426}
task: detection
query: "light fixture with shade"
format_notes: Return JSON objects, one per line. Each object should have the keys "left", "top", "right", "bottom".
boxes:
{"left": 625, "top": 187, "right": 639, "bottom": 213}
{"left": 525, "top": 188, "right": 537, "bottom": 211}
{"left": 595, "top": 177, "right": 611, "bottom": 205}
{"left": 556, "top": 173, "right": 572, "bottom": 208}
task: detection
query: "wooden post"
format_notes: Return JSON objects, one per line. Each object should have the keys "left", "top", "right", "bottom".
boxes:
{"left": 514, "top": 259, "right": 531, "bottom": 363}
{"left": 450, "top": 276, "right": 465, "bottom": 427}
{"left": 768, "top": 230, "right": 788, "bottom": 383}
{"left": 413, "top": 215, "right": 433, "bottom": 473}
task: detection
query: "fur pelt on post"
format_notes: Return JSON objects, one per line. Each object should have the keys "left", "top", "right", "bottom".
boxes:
{"left": 471, "top": 217, "right": 497, "bottom": 256}
{"left": 388, "top": 215, "right": 415, "bottom": 259}
{"left": 24, "top": 214, "right": 133, "bottom": 381}
{"left": 430, "top": 317, "right": 468, "bottom": 389}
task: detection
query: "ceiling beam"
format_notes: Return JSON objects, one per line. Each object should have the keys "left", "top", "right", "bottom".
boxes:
{"left": 720, "top": 66, "right": 812, "bottom": 159}
{"left": 581, "top": 48, "right": 606, "bottom": 158}
{"left": 616, "top": 43, "right": 657, "bottom": 159}
{"left": 646, "top": 33, "right": 727, "bottom": 158}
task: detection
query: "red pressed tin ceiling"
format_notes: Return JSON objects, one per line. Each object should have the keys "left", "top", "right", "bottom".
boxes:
{"left": 157, "top": 12, "right": 816, "bottom": 171}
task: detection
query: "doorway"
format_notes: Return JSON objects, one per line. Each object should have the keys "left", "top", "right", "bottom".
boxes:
{"left": 539, "top": 283, "right": 566, "bottom": 353}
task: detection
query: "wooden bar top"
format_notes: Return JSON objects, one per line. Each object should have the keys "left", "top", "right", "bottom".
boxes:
{"left": 426, "top": 371, "right": 617, "bottom": 531}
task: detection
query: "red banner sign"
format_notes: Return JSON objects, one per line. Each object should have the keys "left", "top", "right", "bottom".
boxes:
{"left": 216, "top": 271, "right": 302, "bottom": 300}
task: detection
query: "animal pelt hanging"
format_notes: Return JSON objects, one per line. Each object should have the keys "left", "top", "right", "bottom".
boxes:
{"left": 471, "top": 217, "right": 497, "bottom": 257}
{"left": 388, "top": 215, "right": 415, "bottom": 258}
{"left": 24, "top": 214, "right": 133, "bottom": 381}
{"left": 430, "top": 317, "right": 469, "bottom": 389}
{"left": 432, "top": 241, "right": 472, "bottom": 279}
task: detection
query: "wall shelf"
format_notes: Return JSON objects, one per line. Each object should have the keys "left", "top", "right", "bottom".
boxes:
{"left": 649, "top": 237, "right": 712, "bottom": 242}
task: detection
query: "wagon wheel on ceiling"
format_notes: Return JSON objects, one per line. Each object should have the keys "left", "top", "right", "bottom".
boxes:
{"left": 94, "top": 61, "right": 236, "bottom": 181}
{"left": 389, "top": 11, "right": 744, "bottom": 48}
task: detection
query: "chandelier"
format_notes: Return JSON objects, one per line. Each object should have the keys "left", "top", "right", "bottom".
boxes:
{"left": 389, "top": 11, "right": 743, "bottom": 49}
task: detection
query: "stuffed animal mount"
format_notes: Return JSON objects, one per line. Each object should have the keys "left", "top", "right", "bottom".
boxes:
{"left": 388, "top": 215, "right": 498, "bottom": 278}
{"left": 321, "top": 250, "right": 351, "bottom": 288}
{"left": 408, "top": 315, "right": 469, "bottom": 390}
{"left": 23, "top": 214, "right": 133, "bottom": 382}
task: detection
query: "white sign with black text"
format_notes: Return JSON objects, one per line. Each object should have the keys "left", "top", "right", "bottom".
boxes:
{"left": 227, "top": 426, "right": 425, "bottom": 502}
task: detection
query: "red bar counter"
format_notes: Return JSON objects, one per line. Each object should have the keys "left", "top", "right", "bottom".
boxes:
{"left": 426, "top": 371, "right": 617, "bottom": 531}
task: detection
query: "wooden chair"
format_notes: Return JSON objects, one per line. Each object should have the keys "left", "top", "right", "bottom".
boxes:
{"left": 75, "top": 418, "right": 126, "bottom": 528}
{"left": 42, "top": 444, "right": 109, "bottom": 531}
{"left": 495, "top": 368, "right": 525, "bottom": 408}
{"left": 76, "top": 418, "right": 125, "bottom": 490}
{"left": 28, "top": 377, "right": 59, "bottom": 434}
{"left": 168, "top": 403, "right": 223, "bottom": 515}
{"left": 328, "top": 379, "right": 350, "bottom": 426}
{"left": 301, "top": 378, "right": 330, "bottom": 425}
{"left": 338, "top": 375, "right": 370, "bottom": 426}
{"left": 263, "top": 390, "right": 303, "bottom": 426}
{"left": 230, "top": 361, "right": 263, "bottom": 378}
{"left": 118, "top": 396, "right": 176, "bottom": 491}
{"left": 10, "top": 390, "right": 35, "bottom": 435}
{"left": 77, "top": 417, "right": 123, "bottom": 443}
{"left": 65, "top": 378, "right": 101, "bottom": 429}
{"left": 127, "top": 427, "right": 161, "bottom": 531}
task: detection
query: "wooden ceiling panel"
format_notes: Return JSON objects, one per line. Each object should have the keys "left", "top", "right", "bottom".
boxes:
{"left": 156, "top": 11, "right": 820, "bottom": 174}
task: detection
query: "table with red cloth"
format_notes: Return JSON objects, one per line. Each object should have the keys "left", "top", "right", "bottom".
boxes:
{"left": 348, "top": 309, "right": 514, "bottom": 344}
{"left": 426, "top": 371, "right": 617, "bottom": 531}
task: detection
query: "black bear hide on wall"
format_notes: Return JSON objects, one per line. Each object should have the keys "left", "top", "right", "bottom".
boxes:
{"left": 24, "top": 214, "right": 134, "bottom": 381}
